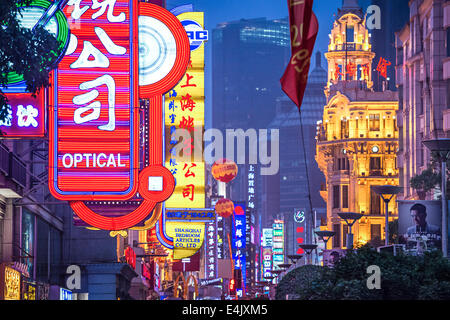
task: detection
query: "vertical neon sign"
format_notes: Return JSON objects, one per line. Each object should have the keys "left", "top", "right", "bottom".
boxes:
{"left": 49, "top": 0, "right": 139, "bottom": 201}
{"left": 232, "top": 202, "right": 246, "bottom": 295}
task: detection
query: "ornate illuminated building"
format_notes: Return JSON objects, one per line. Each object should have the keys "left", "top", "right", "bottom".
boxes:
{"left": 315, "top": 0, "right": 400, "bottom": 249}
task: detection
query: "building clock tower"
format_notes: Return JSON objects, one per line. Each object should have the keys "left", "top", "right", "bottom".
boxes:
{"left": 315, "top": 0, "right": 400, "bottom": 251}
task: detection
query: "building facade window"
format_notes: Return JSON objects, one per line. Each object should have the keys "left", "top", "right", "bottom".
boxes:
{"left": 336, "top": 157, "right": 349, "bottom": 171}
{"left": 370, "top": 189, "right": 381, "bottom": 215}
{"left": 371, "top": 224, "right": 382, "bottom": 243}
{"left": 333, "top": 185, "right": 340, "bottom": 209}
{"left": 346, "top": 25, "right": 354, "bottom": 43}
{"left": 369, "top": 114, "right": 380, "bottom": 131}
{"left": 370, "top": 157, "right": 382, "bottom": 175}
{"left": 341, "top": 120, "right": 349, "bottom": 138}
{"left": 342, "top": 185, "right": 349, "bottom": 209}
{"left": 447, "top": 28, "right": 450, "bottom": 57}
{"left": 333, "top": 223, "right": 341, "bottom": 248}
{"left": 343, "top": 224, "right": 349, "bottom": 247}
{"left": 447, "top": 79, "right": 450, "bottom": 109}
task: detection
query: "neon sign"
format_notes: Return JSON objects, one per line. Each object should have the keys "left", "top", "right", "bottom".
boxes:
{"left": 232, "top": 203, "right": 247, "bottom": 287}
{"left": 0, "top": 92, "right": 45, "bottom": 137}
{"left": 48, "top": 1, "right": 190, "bottom": 230}
{"left": 50, "top": 0, "right": 140, "bottom": 201}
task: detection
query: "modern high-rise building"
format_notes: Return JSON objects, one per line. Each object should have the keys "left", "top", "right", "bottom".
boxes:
{"left": 212, "top": 17, "right": 290, "bottom": 131}
{"left": 316, "top": 0, "right": 399, "bottom": 249}
{"left": 395, "top": 0, "right": 449, "bottom": 200}
{"left": 266, "top": 52, "right": 327, "bottom": 256}
{"left": 212, "top": 17, "right": 290, "bottom": 216}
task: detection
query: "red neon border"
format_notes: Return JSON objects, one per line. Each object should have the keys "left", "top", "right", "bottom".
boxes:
{"left": 48, "top": 0, "right": 140, "bottom": 201}
{"left": 138, "top": 3, "right": 191, "bottom": 98}
{"left": 71, "top": 199, "right": 157, "bottom": 231}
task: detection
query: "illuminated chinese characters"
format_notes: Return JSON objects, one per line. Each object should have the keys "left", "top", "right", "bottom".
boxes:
{"left": 0, "top": 92, "right": 45, "bottom": 137}
{"left": 232, "top": 203, "right": 247, "bottom": 287}
{"left": 50, "top": 0, "right": 140, "bottom": 201}
{"left": 165, "top": 11, "right": 206, "bottom": 209}
{"left": 205, "top": 221, "right": 217, "bottom": 279}
{"left": 376, "top": 57, "right": 391, "bottom": 79}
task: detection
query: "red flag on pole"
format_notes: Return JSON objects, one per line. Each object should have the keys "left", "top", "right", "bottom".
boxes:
{"left": 280, "top": 0, "right": 319, "bottom": 109}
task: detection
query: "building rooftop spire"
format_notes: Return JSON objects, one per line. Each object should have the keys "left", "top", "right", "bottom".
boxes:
{"left": 338, "top": 0, "right": 363, "bottom": 19}
{"left": 316, "top": 51, "right": 322, "bottom": 68}
{"left": 342, "top": 0, "right": 360, "bottom": 9}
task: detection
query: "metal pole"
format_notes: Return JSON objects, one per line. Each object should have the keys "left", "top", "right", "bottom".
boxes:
{"left": 442, "top": 158, "right": 448, "bottom": 257}
{"left": 385, "top": 199, "right": 389, "bottom": 246}
{"left": 348, "top": 225, "right": 353, "bottom": 249}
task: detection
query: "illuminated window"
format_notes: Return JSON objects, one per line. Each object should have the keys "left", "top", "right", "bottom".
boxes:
{"left": 346, "top": 25, "right": 354, "bottom": 43}
{"left": 370, "top": 224, "right": 381, "bottom": 242}
{"left": 332, "top": 224, "right": 341, "bottom": 248}
{"left": 336, "top": 158, "right": 349, "bottom": 171}
{"left": 343, "top": 224, "right": 348, "bottom": 247}
{"left": 370, "top": 157, "right": 382, "bottom": 174}
{"left": 340, "top": 119, "right": 349, "bottom": 138}
{"left": 342, "top": 185, "right": 349, "bottom": 209}
{"left": 447, "top": 28, "right": 450, "bottom": 57}
{"left": 370, "top": 189, "right": 381, "bottom": 215}
{"left": 369, "top": 114, "right": 380, "bottom": 131}
{"left": 333, "top": 185, "right": 340, "bottom": 209}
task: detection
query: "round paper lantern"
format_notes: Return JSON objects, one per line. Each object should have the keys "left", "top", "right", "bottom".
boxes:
{"left": 211, "top": 159, "right": 238, "bottom": 183}
{"left": 215, "top": 198, "right": 234, "bottom": 218}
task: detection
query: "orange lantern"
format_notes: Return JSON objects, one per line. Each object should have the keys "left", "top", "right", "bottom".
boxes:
{"left": 215, "top": 198, "right": 234, "bottom": 218}
{"left": 211, "top": 159, "right": 238, "bottom": 183}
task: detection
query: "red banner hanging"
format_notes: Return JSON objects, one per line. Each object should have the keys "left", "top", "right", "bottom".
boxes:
{"left": 280, "top": 0, "right": 319, "bottom": 109}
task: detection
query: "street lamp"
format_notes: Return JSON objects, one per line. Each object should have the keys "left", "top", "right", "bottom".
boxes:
{"left": 278, "top": 263, "right": 292, "bottom": 270}
{"left": 371, "top": 185, "right": 402, "bottom": 246}
{"left": 338, "top": 212, "right": 363, "bottom": 249}
{"left": 299, "top": 244, "right": 318, "bottom": 264}
{"left": 287, "top": 254, "right": 304, "bottom": 265}
{"left": 315, "top": 230, "right": 336, "bottom": 247}
{"left": 422, "top": 138, "right": 450, "bottom": 257}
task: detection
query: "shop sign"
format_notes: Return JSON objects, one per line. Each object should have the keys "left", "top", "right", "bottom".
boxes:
{"left": 0, "top": 265, "right": 21, "bottom": 300}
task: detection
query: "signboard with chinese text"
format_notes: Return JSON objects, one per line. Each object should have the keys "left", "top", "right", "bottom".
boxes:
{"left": 0, "top": 264, "right": 21, "bottom": 300}
{"left": 272, "top": 220, "right": 285, "bottom": 270}
{"left": 60, "top": 288, "right": 72, "bottom": 300}
{"left": 22, "top": 281, "right": 36, "bottom": 300}
{"left": 247, "top": 165, "right": 257, "bottom": 210}
{"left": 295, "top": 208, "right": 306, "bottom": 254}
{"left": 231, "top": 203, "right": 246, "bottom": 288}
{"left": 165, "top": 208, "right": 215, "bottom": 222}
{"left": 262, "top": 228, "right": 273, "bottom": 247}
{"left": 165, "top": 11, "right": 206, "bottom": 209}
{"left": 47, "top": 1, "right": 190, "bottom": 231}
{"left": 217, "top": 211, "right": 224, "bottom": 259}
{"left": 205, "top": 218, "right": 218, "bottom": 280}
{"left": 164, "top": 161, "right": 205, "bottom": 208}
{"left": 0, "top": 92, "right": 45, "bottom": 137}
{"left": 166, "top": 221, "right": 205, "bottom": 259}
{"left": 398, "top": 200, "right": 442, "bottom": 252}
{"left": 49, "top": 0, "right": 140, "bottom": 201}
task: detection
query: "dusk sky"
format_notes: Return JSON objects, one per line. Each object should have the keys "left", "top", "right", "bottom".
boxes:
{"left": 164, "top": 0, "right": 371, "bottom": 127}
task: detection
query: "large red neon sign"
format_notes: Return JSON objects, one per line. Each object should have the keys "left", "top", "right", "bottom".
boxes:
{"left": 49, "top": 1, "right": 190, "bottom": 230}
{"left": 49, "top": 0, "right": 139, "bottom": 201}
{"left": 0, "top": 92, "right": 45, "bottom": 138}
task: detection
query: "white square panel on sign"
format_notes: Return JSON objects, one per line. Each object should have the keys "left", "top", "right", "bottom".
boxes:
{"left": 148, "top": 176, "right": 163, "bottom": 191}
